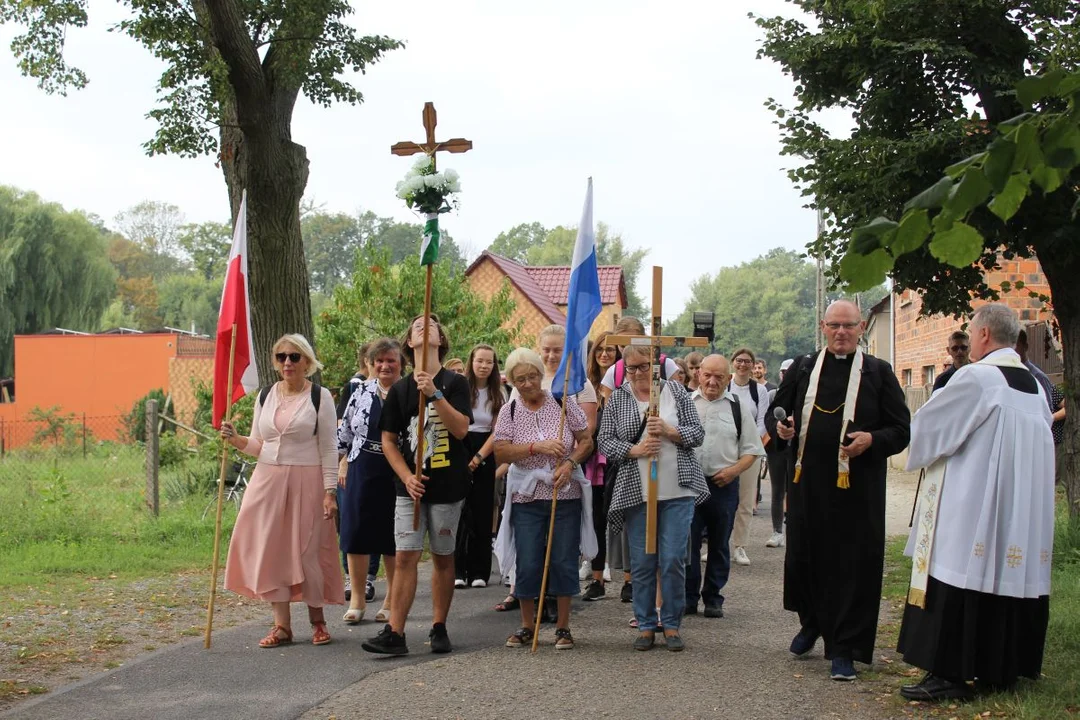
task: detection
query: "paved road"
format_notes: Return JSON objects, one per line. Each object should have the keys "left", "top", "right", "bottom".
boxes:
{"left": 4, "top": 470, "right": 918, "bottom": 720}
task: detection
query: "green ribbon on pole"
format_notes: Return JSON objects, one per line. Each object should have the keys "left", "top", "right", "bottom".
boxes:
{"left": 420, "top": 213, "right": 440, "bottom": 266}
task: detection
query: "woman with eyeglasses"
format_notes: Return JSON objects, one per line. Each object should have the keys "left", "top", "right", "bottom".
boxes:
{"left": 579, "top": 331, "right": 620, "bottom": 600}
{"left": 336, "top": 338, "right": 404, "bottom": 626}
{"left": 454, "top": 343, "right": 507, "bottom": 589}
{"left": 599, "top": 344, "right": 707, "bottom": 652}
{"left": 493, "top": 348, "right": 595, "bottom": 650}
{"left": 221, "top": 334, "right": 344, "bottom": 649}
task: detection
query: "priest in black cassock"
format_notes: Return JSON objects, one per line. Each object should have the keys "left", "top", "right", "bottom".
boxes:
{"left": 767, "top": 300, "right": 910, "bottom": 682}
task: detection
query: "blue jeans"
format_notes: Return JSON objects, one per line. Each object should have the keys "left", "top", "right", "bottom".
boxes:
{"left": 626, "top": 496, "right": 695, "bottom": 631}
{"left": 685, "top": 478, "right": 739, "bottom": 609}
{"left": 512, "top": 499, "right": 582, "bottom": 599}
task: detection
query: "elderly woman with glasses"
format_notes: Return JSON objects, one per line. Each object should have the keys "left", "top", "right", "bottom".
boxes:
{"left": 221, "top": 334, "right": 344, "bottom": 649}
{"left": 493, "top": 347, "right": 595, "bottom": 650}
{"left": 599, "top": 344, "right": 707, "bottom": 652}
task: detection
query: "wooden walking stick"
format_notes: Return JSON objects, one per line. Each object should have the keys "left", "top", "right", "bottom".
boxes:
{"left": 412, "top": 271, "right": 434, "bottom": 530}
{"left": 532, "top": 353, "right": 573, "bottom": 652}
{"left": 205, "top": 324, "right": 237, "bottom": 649}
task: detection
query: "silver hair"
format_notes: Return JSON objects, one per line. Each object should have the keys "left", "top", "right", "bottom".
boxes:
{"left": 504, "top": 347, "right": 545, "bottom": 381}
{"left": 971, "top": 303, "right": 1020, "bottom": 346}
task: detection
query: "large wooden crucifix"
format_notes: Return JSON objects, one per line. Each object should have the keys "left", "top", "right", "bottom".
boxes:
{"left": 609, "top": 267, "right": 709, "bottom": 554}
{"left": 390, "top": 102, "right": 473, "bottom": 528}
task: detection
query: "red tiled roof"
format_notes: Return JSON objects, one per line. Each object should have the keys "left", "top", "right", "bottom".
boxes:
{"left": 465, "top": 251, "right": 565, "bottom": 324}
{"left": 526, "top": 265, "right": 627, "bottom": 308}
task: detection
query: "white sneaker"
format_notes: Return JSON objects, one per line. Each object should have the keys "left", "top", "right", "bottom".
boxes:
{"left": 766, "top": 532, "right": 785, "bottom": 548}
{"left": 733, "top": 547, "right": 751, "bottom": 566}
{"left": 454, "top": 578, "right": 466, "bottom": 588}
{"left": 579, "top": 560, "right": 590, "bottom": 580}
{"left": 471, "top": 579, "right": 487, "bottom": 588}
{"left": 603, "top": 563, "right": 612, "bottom": 582}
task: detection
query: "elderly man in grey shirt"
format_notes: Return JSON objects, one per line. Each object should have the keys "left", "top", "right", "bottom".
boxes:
{"left": 685, "top": 354, "right": 765, "bottom": 617}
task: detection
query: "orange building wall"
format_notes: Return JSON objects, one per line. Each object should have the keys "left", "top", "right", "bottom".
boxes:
{"left": 1, "top": 333, "right": 195, "bottom": 448}
{"left": 466, "top": 259, "right": 553, "bottom": 342}
{"left": 894, "top": 258, "right": 1052, "bottom": 386}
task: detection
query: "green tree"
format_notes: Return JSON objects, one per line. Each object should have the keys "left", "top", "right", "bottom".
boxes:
{"left": 837, "top": 68, "right": 1080, "bottom": 516}
{"left": 665, "top": 249, "right": 819, "bottom": 370}
{"left": 1, "top": 1, "right": 402, "bottom": 383}
{"left": 753, "top": 0, "right": 1079, "bottom": 314}
{"left": 114, "top": 200, "right": 186, "bottom": 272}
{"left": 302, "top": 212, "right": 363, "bottom": 295}
{"left": 488, "top": 222, "right": 548, "bottom": 263}
{"left": 178, "top": 221, "right": 232, "bottom": 281}
{"left": 0, "top": 187, "right": 116, "bottom": 375}
{"left": 365, "top": 213, "right": 465, "bottom": 268}
{"left": 157, "top": 274, "right": 222, "bottom": 335}
{"left": 316, "top": 246, "right": 524, "bottom": 390}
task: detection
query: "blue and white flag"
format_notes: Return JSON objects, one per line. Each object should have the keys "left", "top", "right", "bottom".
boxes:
{"left": 552, "top": 178, "right": 603, "bottom": 401}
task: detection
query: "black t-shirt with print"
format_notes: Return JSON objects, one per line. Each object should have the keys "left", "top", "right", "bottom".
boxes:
{"left": 379, "top": 368, "right": 473, "bottom": 504}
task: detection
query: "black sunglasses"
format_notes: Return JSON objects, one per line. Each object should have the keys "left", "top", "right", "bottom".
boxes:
{"left": 275, "top": 352, "right": 303, "bottom": 363}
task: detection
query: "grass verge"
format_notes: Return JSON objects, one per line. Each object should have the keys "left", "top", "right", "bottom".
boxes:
{"left": 873, "top": 494, "right": 1080, "bottom": 719}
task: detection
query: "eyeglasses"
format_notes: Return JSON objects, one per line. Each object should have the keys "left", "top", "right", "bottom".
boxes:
{"left": 734, "top": 358, "right": 754, "bottom": 365}
{"left": 511, "top": 372, "right": 542, "bottom": 386}
{"left": 596, "top": 347, "right": 616, "bottom": 355}
{"left": 625, "top": 363, "right": 650, "bottom": 374}
{"left": 824, "top": 322, "right": 860, "bottom": 330}
{"left": 276, "top": 352, "right": 303, "bottom": 363}
{"left": 948, "top": 345, "right": 969, "bottom": 352}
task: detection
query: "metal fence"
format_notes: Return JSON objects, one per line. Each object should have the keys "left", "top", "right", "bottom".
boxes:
{"left": 0, "top": 413, "right": 127, "bottom": 457}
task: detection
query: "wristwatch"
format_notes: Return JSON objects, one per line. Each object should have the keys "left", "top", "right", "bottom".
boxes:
{"left": 566, "top": 459, "right": 579, "bottom": 470}
{"left": 432, "top": 389, "right": 445, "bottom": 401}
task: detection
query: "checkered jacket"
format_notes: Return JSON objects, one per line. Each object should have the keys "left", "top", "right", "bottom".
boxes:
{"left": 599, "top": 380, "right": 709, "bottom": 534}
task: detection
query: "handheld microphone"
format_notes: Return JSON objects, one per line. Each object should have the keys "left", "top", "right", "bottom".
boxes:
{"left": 773, "top": 406, "right": 792, "bottom": 427}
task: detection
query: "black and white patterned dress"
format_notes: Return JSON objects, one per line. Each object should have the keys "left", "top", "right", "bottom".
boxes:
{"left": 337, "top": 380, "right": 397, "bottom": 556}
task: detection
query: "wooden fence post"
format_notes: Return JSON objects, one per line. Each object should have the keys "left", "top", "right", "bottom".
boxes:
{"left": 146, "top": 399, "right": 159, "bottom": 517}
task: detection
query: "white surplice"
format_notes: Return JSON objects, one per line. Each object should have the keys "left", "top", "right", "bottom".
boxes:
{"left": 904, "top": 348, "right": 1055, "bottom": 599}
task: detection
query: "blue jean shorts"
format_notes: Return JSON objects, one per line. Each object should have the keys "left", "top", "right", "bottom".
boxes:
{"left": 394, "top": 497, "right": 464, "bottom": 555}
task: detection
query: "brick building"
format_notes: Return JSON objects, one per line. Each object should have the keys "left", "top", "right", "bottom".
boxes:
{"left": 892, "top": 257, "right": 1057, "bottom": 388}
{"left": 465, "top": 251, "right": 628, "bottom": 341}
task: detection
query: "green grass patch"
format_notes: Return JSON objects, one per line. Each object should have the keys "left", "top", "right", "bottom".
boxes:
{"left": 879, "top": 494, "right": 1080, "bottom": 719}
{"left": 0, "top": 447, "right": 235, "bottom": 587}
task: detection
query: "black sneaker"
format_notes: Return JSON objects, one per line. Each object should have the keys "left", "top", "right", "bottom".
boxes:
{"left": 581, "top": 579, "right": 605, "bottom": 601}
{"left": 620, "top": 582, "right": 633, "bottom": 603}
{"left": 429, "top": 623, "right": 452, "bottom": 654}
{"left": 789, "top": 626, "right": 820, "bottom": 657}
{"left": 684, "top": 605, "right": 699, "bottom": 615}
{"left": 703, "top": 604, "right": 724, "bottom": 618}
{"left": 365, "top": 580, "right": 376, "bottom": 602}
{"left": 362, "top": 625, "right": 408, "bottom": 655}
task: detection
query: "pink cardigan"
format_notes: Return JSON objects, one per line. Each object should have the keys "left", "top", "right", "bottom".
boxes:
{"left": 240, "top": 383, "right": 339, "bottom": 489}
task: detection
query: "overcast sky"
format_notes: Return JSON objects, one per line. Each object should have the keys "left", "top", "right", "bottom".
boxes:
{"left": 0, "top": 0, "right": 846, "bottom": 317}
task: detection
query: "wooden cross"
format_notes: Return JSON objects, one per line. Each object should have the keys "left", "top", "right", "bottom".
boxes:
{"left": 609, "top": 267, "right": 709, "bottom": 554}
{"left": 390, "top": 102, "right": 473, "bottom": 170}
{"left": 390, "top": 102, "right": 473, "bottom": 529}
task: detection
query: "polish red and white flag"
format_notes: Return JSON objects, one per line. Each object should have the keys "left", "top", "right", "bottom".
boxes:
{"left": 212, "top": 191, "right": 259, "bottom": 428}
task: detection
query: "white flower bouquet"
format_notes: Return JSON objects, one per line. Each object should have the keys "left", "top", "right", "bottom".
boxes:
{"left": 394, "top": 155, "right": 462, "bottom": 214}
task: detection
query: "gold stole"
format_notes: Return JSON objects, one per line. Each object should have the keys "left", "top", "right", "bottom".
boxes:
{"left": 793, "top": 349, "right": 863, "bottom": 489}
{"left": 907, "top": 350, "right": 1027, "bottom": 608}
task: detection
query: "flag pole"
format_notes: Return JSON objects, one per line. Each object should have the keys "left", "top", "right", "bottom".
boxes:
{"left": 532, "top": 351, "right": 573, "bottom": 652}
{"left": 413, "top": 264, "right": 434, "bottom": 530}
{"left": 205, "top": 324, "right": 238, "bottom": 649}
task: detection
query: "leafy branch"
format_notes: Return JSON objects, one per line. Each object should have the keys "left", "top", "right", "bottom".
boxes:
{"left": 839, "top": 69, "right": 1080, "bottom": 292}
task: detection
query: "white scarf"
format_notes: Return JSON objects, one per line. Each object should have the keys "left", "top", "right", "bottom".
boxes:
{"left": 793, "top": 348, "right": 863, "bottom": 490}
{"left": 907, "top": 348, "right": 1027, "bottom": 608}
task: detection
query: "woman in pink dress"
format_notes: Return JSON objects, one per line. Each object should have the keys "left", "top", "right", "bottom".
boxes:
{"left": 220, "top": 334, "right": 344, "bottom": 648}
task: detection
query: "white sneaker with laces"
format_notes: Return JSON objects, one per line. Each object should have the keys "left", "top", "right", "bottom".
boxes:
{"left": 471, "top": 579, "right": 487, "bottom": 588}
{"left": 578, "top": 560, "right": 590, "bottom": 580}
{"left": 766, "top": 532, "right": 785, "bottom": 548}
{"left": 454, "top": 578, "right": 466, "bottom": 588}
{"left": 733, "top": 546, "right": 751, "bottom": 566}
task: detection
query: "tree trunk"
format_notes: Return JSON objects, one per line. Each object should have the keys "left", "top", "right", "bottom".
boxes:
{"left": 220, "top": 112, "right": 313, "bottom": 386}
{"left": 1038, "top": 247, "right": 1080, "bottom": 520}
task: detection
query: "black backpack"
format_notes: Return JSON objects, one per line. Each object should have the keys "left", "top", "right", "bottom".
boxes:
{"left": 259, "top": 383, "right": 322, "bottom": 435}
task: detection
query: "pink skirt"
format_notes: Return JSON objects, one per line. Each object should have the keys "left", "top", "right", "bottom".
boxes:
{"left": 224, "top": 463, "right": 345, "bottom": 607}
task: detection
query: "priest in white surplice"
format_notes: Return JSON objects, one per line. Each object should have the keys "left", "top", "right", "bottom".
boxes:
{"left": 897, "top": 303, "right": 1054, "bottom": 703}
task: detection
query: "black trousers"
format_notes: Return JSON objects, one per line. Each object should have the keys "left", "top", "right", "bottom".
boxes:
{"left": 455, "top": 431, "right": 495, "bottom": 583}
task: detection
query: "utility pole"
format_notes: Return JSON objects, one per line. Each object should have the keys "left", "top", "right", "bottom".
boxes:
{"left": 815, "top": 208, "right": 826, "bottom": 351}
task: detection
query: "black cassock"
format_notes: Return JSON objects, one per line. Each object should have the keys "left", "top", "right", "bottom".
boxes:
{"left": 767, "top": 351, "right": 910, "bottom": 664}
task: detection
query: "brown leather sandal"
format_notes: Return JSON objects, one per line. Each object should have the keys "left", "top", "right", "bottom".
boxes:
{"left": 311, "top": 620, "right": 332, "bottom": 646}
{"left": 258, "top": 624, "right": 293, "bottom": 649}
